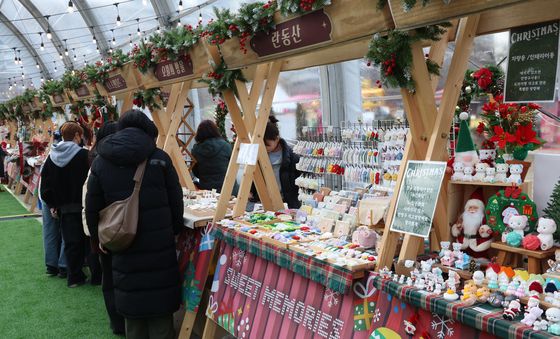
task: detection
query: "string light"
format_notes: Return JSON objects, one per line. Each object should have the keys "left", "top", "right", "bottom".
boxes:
{"left": 177, "top": 20, "right": 181, "bottom": 27}
{"left": 109, "top": 47, "right": 113, "bottom": 54}
{"left": 129, "top": 33, "right": 132, "bottom": 47}
{"left": 142, "top": 0, "right": 148, "bottom": 5}
{"left": 53, "top": 61, "right": 57, "bottom": 72}
{"left": 67, "top": 1, "right": 74, "bottom": 13}
{"left": 18, "top": 50, "right": 22, "bottom": 65}
{"left": 143, "top": 32, "right": 147, "bottom": 42}
{"left": 83, "top": 54, "right": 87, "bottom": 66}
{"left": 64, "top": 39, "right": 69, "bottom": 56}
{"left": 136, "top": 18, "right": 141, "bottom": 36}
{"left": 111, "top": 29, "right": 116, "bottom": 45}
{"left": 96, "top": 45, "right": 100, "bottom": 53}
{"left": 41, "top": 76, "right": 44, "bottom": 82}
{"left": 13, "top": 48, "right": 17, "bottom": 65}
{"left": 91, "top": 26, "right": 96, "bottom": 44}
{"left": 115, "top": 4, "right": 121, "bottom": 26}
{"left": 156, "top": 26, "right": 161, "bottom": 34}
{"left": 39, "top": 32, "right": 44, "bottom": 50}
{"left": 36, "top": 60, "right": 40, "bottom": 69}
{"left": 46, "top": 16, "right": 52, "bottom": 39}
{"left": 178, "top": 0, "right": 183, "bottom": 11}
{"left": 73, "top": 48, "right": 77, "bottom": 61}
{"left": 198, "top": 7, "right": 203, "bottom": 24}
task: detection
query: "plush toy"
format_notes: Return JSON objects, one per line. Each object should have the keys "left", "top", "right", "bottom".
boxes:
{"left": 451, "top": 161, "right": 465, "bottom": 181}
{"left": 474, "top": 163, "right": 488, "bottom": 181}
{"left": 507, "top": 163, "right": 524, "bottom": 184}
{"left": 351, "top": 226, "right": 378, "bottom": 249}
{"left": 495, "top": 163, "right": 509, "bottom": 183}
{"left": 503, "top": 299, "right": 522, "bottom": 320}
{"left": 484, "top": 167, "right": 496, "bottom": 183}
{"left": 439, "top": 241, "right": 450, "bottom": 257}
{"left": 476, "top": 286, "right": 491, "bottom": 302}
{"left": 463, "top": 166, "right": 474, "bottom": 182}
{"left": 546, "top": 307, "right": 560, "bottom": 335}
{"left": 533, "top": 319, "right": 548, "bottom": 332}
{"left": 537, "top": 217, "right": 557, "bottom": 251}
{"left": 473, "top": 271, "right": 485, "bottom": 286}
{"left": 521, "top": 307, "right": 544, "bottom": 326}
{"left": 522, "top": 234, "right": 541, "bottom": 250}
{"left": 508, "top": 215, "right": 528, "bottom": 237}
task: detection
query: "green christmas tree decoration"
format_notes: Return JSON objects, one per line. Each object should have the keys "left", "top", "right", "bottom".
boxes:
{"left": 543, "top": 180, "right": 560, "bottom": 240}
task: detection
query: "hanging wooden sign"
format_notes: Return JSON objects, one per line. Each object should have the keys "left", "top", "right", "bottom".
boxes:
{"left": 154, "top": 55, "right": 194, "bottom": 81}
{"left": 389, "top": 161, "right": 446, "bottom": 238}
{"left": 99, "top": 62, "right": 139, "bottom": 95}
{"left": 29, "top": 96, "right": 41, "bottom": 111}
{"left": 49, "top": 92, "right": 70, "bottom": 107}
{"left": 504, "top": 20, "right": 560, "bottom": 103}
{"left": 250, "top": 9, "right": 332, "bottom": 57}
{"left": 69, "top": 84, "right": 97, "bottom": 100}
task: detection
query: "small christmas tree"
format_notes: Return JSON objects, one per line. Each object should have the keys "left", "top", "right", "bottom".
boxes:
{"left": 543, "top": 180, "right": 560, "bottom": 240}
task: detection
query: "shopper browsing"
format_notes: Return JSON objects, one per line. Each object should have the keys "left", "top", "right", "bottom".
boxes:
{"left": 86, "top": 110, "right": 184, "bottom": 339}
{"left": 40, "top": 122, "right": 89, "bottom": 287}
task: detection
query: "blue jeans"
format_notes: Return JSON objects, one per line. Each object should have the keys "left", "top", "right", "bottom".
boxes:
{"left": 41, "top": 201, "right": 66, "bottom": 269}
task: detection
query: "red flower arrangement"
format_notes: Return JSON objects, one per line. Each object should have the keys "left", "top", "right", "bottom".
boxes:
{"left": 472, "top": 67, "right": 493, "bottom": 90}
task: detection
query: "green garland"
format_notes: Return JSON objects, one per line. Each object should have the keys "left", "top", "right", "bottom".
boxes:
{"left": 42, "top": 79, "right": 65, "bottom": 96}
{"left": 133, "top": 88, "right": 163, "bottom": 111}
{"left": 365, "top": 22, "right": 451, "bottom": 92}
{"left": 377, "top": 0, "right": 438, "bottom": 12}
{"left": 203, "top": 8, "right": 237, "bottom": 45}
{"left": 20, "top": 89, "right": 38, "bottom": 105}
{"left": 200, "top": 60, "right": 246, "bottom": 97}
{"left": 214, "top": 98, "right": 229, "bottom": 138}
{"left": 278, "top": 0, "right": 331, "bottom": 16}
{"left": 130, "top": 41, "right": 154, "bottom": 74}
{"left": 84, "top": 49, "right": 130, "bottom": 85}
{"left": 62, "top": 70, "right": 87, "bottom": 90}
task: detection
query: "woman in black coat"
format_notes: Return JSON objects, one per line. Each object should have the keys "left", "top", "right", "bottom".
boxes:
{"left": 86, "top": 110, "right": 184, "bottom": 339}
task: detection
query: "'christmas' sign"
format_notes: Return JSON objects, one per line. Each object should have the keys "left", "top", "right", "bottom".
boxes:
{"left": 154, "top": 54, "right": 194, "bottom": 81}
{"left": 505, "top": 20, "right": 559, "bottom": 102}
{"left": 250, "top": 9, "right": 332, "bottom": 57}
{"left": 103, "top": 74, "right": 127, "bottom": 93}
{"left": 207, "top": 242, "right": 377, "bottom": 339}
{"left": 390, "top": 161, "right": 446, "bottom": 238}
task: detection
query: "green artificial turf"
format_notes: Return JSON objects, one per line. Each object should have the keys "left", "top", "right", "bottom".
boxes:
{"left": 0, "top": 187, "right": 30, "bottom": 217}
{"left": 0, "top": 218, "right": 118, "bottom": 339}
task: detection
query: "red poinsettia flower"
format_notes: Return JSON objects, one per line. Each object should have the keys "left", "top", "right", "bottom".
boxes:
{"left": 476, "top": 122, "right": 486, "bottom": 134}
{"left": 489, "top": 126, "right": 515, "bottom": 149}
{"left": 528, "top": 103, "right": 541, "bottom": 110}
{"left": 473, "top": 68, "right": 493, "bottom": 90}
{"left": 482, "top": 101, "right": 498, "bottom": 113}
{"left": 515, "top": 123, "right": 540, "bottom": 146}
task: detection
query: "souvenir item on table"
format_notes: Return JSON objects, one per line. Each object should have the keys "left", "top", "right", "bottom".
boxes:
{"left": 547, "top": 249, "right": 560, "bottom": 273}
{"left": 444, "top": 289, "right": 459, "bottom": 301}
{"left": 528, "top": 280, "right": 544, "bottom": 295}
{"left": 463, "top": 166, "right": 474, "bottom": 181}
{"left": 503, "top": 294, "right": 519, "bottom": 308}
{"left": 484, "top": 167, "right": 496, "bottom": 183}
{"left": 508, "top": 215, "right": 528, "bottom": 238}
{"left": 446, "top": 270, "right": 461, "bottom": 291}
{"left": 398, "top": 275, "right": 406, "bottom": 284}
{"left": 451, "top": 161, "right": 465, "bottom": 181}
{"left": 507, "top": 164, "right": 524, "bottom": 184}
{"left": 498, "top": 272, "right": 510, "bottom": 292}
{"left": 522, "top": 234, "right": 541, "bottom": 250}
{"left": 486, "top": 264, "right": 500, "bottom": 289}
{"left": 515, "top": 281, "right": 528, "bottom": 298}
{"left": 461, "top": 281, "right": 478, "bottom": 304}
{"left": 485, "top": 186, "right": 538, "bottom": 234}
{"left": 455, "top": 252, "right": 471, "bottom": 270}
{"left": 479, "top": 141, "right": 496, "bottom": 166}
{"left": 451, "top": 191, "right": 494, "bottom": 258}
{"left": 546, "top": 307, "right": 560, "bottom": 335}
{"left": 521, "top": 306, "right": 544, "bottom": 327}
{"left": 537, "top": 217, "right": 557, "bottom": 251}
{"left": 488, "top": 291, "right": 505, "bottom": 307}
{"left": 473, "top": 271, "right": 485, "bottom": 286}
{"left": 454, "top": 112, "right": 479, "bottom": 168}
{"left": 503, "top": 299, "right": 522, "bottom": 320}
{"left": 434, "top": 283, "right": 443, "bottom": 295}
{"left": 495, "top": 163, "right": 509, "bottom": 183}
{"left": 505, "top": 280, "right": 519, "bottom": 296}
{"left": 351, "top": 226, "right": 378, "bottom": 249}
{"left": 533, "top": 319, "right": 548, "bottom": 332}
{"left": 474, "top": 162, "right": 488, "bottom": 181}
{"left": 476, "top": 286, "right": 491, "bottom": 303}
{"left": 526, "top": 294, "right": 541, "bottom": 312}
{"left": 439, "top": 241, "right": 450, "bottom": 257}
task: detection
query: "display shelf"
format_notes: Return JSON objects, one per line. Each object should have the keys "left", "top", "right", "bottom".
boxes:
{"left": 449, "top": 180, "right": 530, "bottom": 187}
{"left": 491, "top": 241, "right": 556, "bottom": 274}
{"left": 433, "top": 263, "right": 473, "bottom": 280}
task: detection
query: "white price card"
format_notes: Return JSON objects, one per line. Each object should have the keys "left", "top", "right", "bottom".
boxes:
{"left": 237, "top": 143, "right": 259, "bottom": 166}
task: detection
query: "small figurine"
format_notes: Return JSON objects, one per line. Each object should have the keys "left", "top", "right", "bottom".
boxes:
{"left": 547, "top": 249, "right": 560, "bottom": 273}
{"left": 537, "top": 217, "right": 557, "bottom": 251}
{"left": 461, "top": 281, "right": 478, "bottom": 305}
{"left": 439, "top": 241, "right": 450, "bottom": 257}
{"left": 426, "top": 279, "right": 435, "bottom": 293}
{"left": 463, "top": 166, "right": 474, "bottom": 182}
{"left": 499, "top": 272, "right": 510, "bottom": 292}
{"left": 487, "top": 271, "right": 499, "bottom": 289}
{"left": 444, "top": 288, "right": 459, "bottom": 301}
{"left": 507, "top": 163, "right": 523, "bottom": 184}
{"left": 476, "top": 286, "right": 491, "bottom": 303}
{"left": 415, "top": 278, "right": 426, "bottom": 290}
{"left": 505, "top": 281, "right": 519, "bottom": 296}
{"left": 473, "top": 271, "right": 485, "bottom": 286}
{"left": 503, "top": 299, "right": 522, "bottom": 320}
{"left": 488, "top": 291, "right": 505, "bottom": 308}
{"left": 473, "top": 162, "right": 488, "bottom": 181}
{"left": 420, "top": 259, "right": 434, "bottom": 278}
{"left": 452, "top": 242, "right": 463, "bottom": 261}
{"left": 515, "top": 281, "right": 528, "bottom": 298}
{"left": 434, "top": 283, "right": 443, "bottom": 295}
{"left": 546, "top": 307, "right": 560, "bottom": 335}
{"left": 441, "top": 247, "right": 455, "bottom": 266}
{"left": 521, "top": 307, "right": 544, "bottom": 327}
{"left": 495, "top": 163, "right": 509, "bottom": 183}
{"left": 484, "top": 167, "right": 496, "bottom": 183}
{"left": 398, "top": 275, "right": 406, "bottom": 284}
{"left": 451, "top": 161, "right": 465, "bottom": 181}
{"left": 446, "top": 270, "right": 461, "bottom": 291}
{"left": 508, "top": 215, "right": 528, "bottom": 238}
{"left": 526, "top": 294, "right": 541, "bottom": 313}
{"left": 533, "top": 319, "right": 548, "bottom": 332}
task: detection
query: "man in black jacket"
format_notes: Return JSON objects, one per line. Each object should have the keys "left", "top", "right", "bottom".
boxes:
{"left": 86, "top": 110, "right": 184, "bottom": 339}
{"left": 40, "top": 122, "right": 89, "bottom": 287}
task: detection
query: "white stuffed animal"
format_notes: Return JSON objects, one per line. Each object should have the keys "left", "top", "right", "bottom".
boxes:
{"left": 521, "top": 307, "right": 544, "bottom": 326}
{"left": 474, "top": 163, "right": 488, "bottom": 181}
{"left": 508, "top": 215, "right": 528, "bottom": 238}
{"left": 484, "top": 167, "right": 496, "bottom": 183}
{"left": 451, "top": 161, "right": 465, "bottom": 181}
{"left": 463, "top": 166, "right": 474, "bottom": 182}
{"left": 546, "top": 307, "right": 560, "bottom": 335}
{"left": 537, "top": 217, "right": 557, "bottom": 251}
{"left": 495, "top": 163, "right": 509, "bottom": 183}
{"left": 507, "top": 164, "right": 523, "bottom": 184}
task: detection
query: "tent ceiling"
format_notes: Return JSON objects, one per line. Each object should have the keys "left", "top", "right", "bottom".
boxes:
{"left": 0, "top": 0, "right": 258, "bottom": 100}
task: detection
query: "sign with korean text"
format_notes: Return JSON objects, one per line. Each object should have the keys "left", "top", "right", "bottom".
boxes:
{"left": 505, "top": 20, "right": 559, "bottom": 102}
{"left": 207, "top": 242, "right": 378, "bottom": 339}
{"left": 103, "top": 74, "right": 127, "bottom": 93}
{"left": 75, "top": 84, "right": 91, "bottom": 98}
{"left": 390, "top": 161, "right": 446, "bottom": 238}
{"left": 154, "top": 54, "right": 194, "bottom": 81}
{"left": 250, "top": 9, "right": 332, "bottom": 57}
{"left": 52, "top": 94, "right": 65, "bottom": 104}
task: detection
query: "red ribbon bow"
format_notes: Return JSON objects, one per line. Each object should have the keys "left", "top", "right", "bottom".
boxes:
{"left": 504, "top": 184, "right": 522, "bottom": 199}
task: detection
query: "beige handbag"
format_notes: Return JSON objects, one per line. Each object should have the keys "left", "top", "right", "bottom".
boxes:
{"left": 98, "top": 160, "right": 147, "bottom": 252}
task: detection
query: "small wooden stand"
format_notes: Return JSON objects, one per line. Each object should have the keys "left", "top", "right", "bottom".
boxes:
{"left": 492, "top": 241, "right": 556, "bottom": 274}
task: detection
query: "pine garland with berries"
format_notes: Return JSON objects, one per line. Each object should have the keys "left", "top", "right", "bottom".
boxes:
{"left": 200, "top": 60, "right": 246, "bottom": 97}
{"left": 365, "top": 22, "right": 452, "bottom": 92}
{"left": 41, "top": 79, "right": 65, "bottom": 96}
{"left": 84, "top": 49, "right": 130, "bottom": 85}
{"left": 278, "top": 0, "right": 332, "bottom": 16}
{"left": 233, "top": 1, "right": 276, "bottom": 53}
{"left": 214, "top": 98, "right": 229, "bottom": 138}
{"left": 62, "top": 70, "right": 88, "bottom": 91}
{"left": 133, "top": 88, "right": 164, "bottom": 111}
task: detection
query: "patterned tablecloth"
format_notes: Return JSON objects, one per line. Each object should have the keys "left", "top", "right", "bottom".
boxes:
{"left": 213, "top": 226, "right": 356, "bottom": 294}
{"left": 372, "top": 275, "right": 556, "bottom": 339}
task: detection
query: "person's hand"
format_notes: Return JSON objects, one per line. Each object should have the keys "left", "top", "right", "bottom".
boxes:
{"left": 98, "top": 243, "right": 108, "bottom": 254}
{"left": 50, "top": 208, "right": 58, "bottom": 219}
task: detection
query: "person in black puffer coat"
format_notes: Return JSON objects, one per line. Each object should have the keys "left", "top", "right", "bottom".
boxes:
{"left": 86, "top": 110, "right": 184, "bottom": 339}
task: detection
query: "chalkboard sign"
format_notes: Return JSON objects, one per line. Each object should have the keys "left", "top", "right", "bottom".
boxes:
{"left": 390, "top": 161, "right": 446, "bottom": 238}
{"left": 504, "top": 20, "right": 559, "bottom": 103}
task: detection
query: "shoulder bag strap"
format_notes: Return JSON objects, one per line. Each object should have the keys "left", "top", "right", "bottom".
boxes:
{"left": 132, "top": 159, "right": 148, "bottom": 193}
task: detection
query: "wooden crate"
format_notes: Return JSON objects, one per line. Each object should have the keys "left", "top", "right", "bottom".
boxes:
{"left": 98, "top": 62, "right": 139, "bottom": 96}
{"left": 217, "top": 0, "right": 394, "bottom": 70}
{"left": 48, "top": 92, "right": 70, "bottom": 107}
{"left": 388, "top": 0, "right": 525, "bottom": 30}
{"left": 68, "top": 83, "right": 97, "bottom": 101}
{"left": 138, "top": 44, "right": 211, "bottom": 89}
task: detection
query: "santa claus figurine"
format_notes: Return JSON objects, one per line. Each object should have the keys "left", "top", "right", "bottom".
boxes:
{"left": 451, "top": 191, "right": 494, "bottom": 258}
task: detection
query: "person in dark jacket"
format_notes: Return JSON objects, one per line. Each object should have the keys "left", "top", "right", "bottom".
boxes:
{"left": 251, "top": 115, "right": 301, "bottom": 209}
{"left": 40, "top": 121, "right": 89, "bottom": 287}
{"left": 85, "top": 121, "right": 124, "bottom": 335}
{"left": 86, "top": 110, "right": 184, "bottom": 339}
{"left": 192, "top": 119, "right": 237, "bottom": 195}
